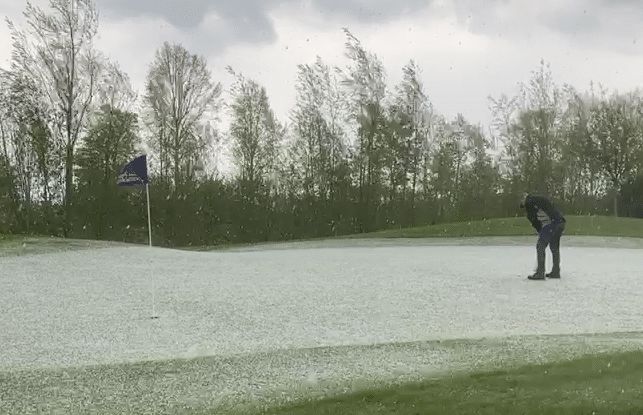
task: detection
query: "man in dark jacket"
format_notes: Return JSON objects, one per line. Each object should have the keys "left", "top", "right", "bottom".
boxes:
{"left": 520, "top": 193, "right": 566, "bottom": 280}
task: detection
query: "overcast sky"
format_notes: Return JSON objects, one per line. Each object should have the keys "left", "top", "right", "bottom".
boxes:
{"left": 1, "top": 0, "right": 642, "bottom": 129}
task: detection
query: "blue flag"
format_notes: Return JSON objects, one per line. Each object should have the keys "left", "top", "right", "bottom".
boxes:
{"left": 117, "top": 155, "right": 149, "bottom": 186}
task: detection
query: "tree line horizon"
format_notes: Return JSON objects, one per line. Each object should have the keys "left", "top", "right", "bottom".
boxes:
{"left": 1, "top": 0, "right": 641, "bottom": 247}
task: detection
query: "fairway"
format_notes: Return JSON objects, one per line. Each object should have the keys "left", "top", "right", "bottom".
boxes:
{"left": 260, "top": 350, "right": 643, "bottom": 415}
{"left": 1, "top": 236, "right": 643, "bottom": 413}
{"left": 357, "top": 215, "right": 643, "bottom": 239}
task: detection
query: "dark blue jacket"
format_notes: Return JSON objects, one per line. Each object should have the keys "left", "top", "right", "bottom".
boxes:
{"left": 522, "top": 195, "right": 565, "bottom": 232}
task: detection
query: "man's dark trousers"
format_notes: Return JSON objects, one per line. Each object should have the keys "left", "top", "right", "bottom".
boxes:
{"left": 536, "top": 220, "right": 566, "bottom": 275}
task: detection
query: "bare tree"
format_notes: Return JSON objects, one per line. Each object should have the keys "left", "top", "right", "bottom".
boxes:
{"left": 588, "top": 92, "right": 643, "bottom": 216}
{"left": 97, "top": 61, "right": 137, "bottom": 112}
{"left": 390, "top": 60, "right": 432, "bottom": 221}
{"left": 1, "top": 68, "right": 59, "bottom": 231}
{"left": 8, "top": 0, "right": 101, "bottom": 235}
{"left": 290, "top": 57, "right": 348, "bottom": 200}
{"left": 341, "top": 28, "right": 388, "bottom": 231}
{"left": 144, "top": 42, "right": 221, "bottom": 187}
{"left": 491, "top": 60, "right": 562, "bottom": 196}
{"left": 228, "top": 68, "right": 282, "bottom": 191}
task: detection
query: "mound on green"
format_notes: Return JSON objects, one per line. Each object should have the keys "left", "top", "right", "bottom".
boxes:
{"left": 359, "top": 215, "right": 643, "bottom": 239}
{"left": 255, "top": 350, "right": 643, "bottom": 415}
{"left": 0, "top": 235, "right": 118, "bottom": 256}
{"left": 2, "top": 216, "right": 641, "bottom": 253}
{"left": 0, "top": 234, "right": 18, "bottom": 242}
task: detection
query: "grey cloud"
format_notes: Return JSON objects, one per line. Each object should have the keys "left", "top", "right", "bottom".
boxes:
{"left": 538, "top": 9, "right": 601, "bottom": 35}
{"left": 99, "top": 0, "right": 273, "bottom": 29}
{"left": 97, "top": 0, "right": 279, "bottom": 53}
{"left": 600, "top": 0, "right": 643, "bottom": 5}
{"left": 97, "top": 0, "right": 433, "bottom": 51}
{"left": 92, "top": 0, "right": 643, "bottom": 56}
{"left": 452, "top": 0, "right": 642, "bottom": 54}
{"left": 452, "top": 0, "right": 512, "bottom": 35}
{"left": 98, "top": 0, "right": 433, "bottom": 28}
{"left": 537, "top": 1, "right": 643, "bottom": 54}
{"left": 453, "top": 0, "right": 603, "bottom": 35}
{"left": 308, "top": 0, "right": 433, "bottom": 22}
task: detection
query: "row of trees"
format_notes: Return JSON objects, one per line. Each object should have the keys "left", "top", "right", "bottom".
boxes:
{"left": 491, "top": 62, "right": 643, "bottom": 218}
{"left": 1, "top": 0, "right": 642, "bottom": 246}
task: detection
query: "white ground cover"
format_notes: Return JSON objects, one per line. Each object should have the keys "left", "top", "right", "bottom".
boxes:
{"left": 1, "top": 236, "right": 642, "bottom": 413}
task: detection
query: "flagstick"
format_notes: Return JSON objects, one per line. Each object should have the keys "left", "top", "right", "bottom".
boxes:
{"left": 146, "top": 182, "right": 152, "bottom": 248}
{"left": 146, "top": 183, "right": 158, "bottom": 319}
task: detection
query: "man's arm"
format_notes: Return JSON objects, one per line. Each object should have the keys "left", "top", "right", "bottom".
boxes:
{"left": 530, "top": 195, "right": 563, "bottom": 222}
{"left": 524, "top": 197, "right": 542, "bottom": 232}
{"left": 527, "top": 207, "right": 542, "bottom": 232}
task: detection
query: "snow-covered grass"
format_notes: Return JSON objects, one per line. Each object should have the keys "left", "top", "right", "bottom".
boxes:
{"left": 3, "top": 333, "right": 643, "bottom": 414}
{"left": 1, "top": 237, "right": 642, "bottom": 413}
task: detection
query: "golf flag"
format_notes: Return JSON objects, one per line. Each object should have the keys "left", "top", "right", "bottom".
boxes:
{"left": 117, "top": 155, "right": 149, "bottom": 187}
{"left": 117, "top": 154, "right": 157, "bottom": 318}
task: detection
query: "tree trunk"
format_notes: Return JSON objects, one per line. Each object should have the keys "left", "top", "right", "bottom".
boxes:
{"left": 410, "top": 166, "right": 417, "bottom": 226}
{"left": 0, "top": 123, "right": 8, "bottom": 161}
{"left": 613, "top": 189, "right": 619, "bottom": 217}
{"left": 454, "top": 156, "right": 461, "bottom": 209}
{"left": 174, "top": 149, "right": 181, "bottom": 190}
{"left": 64, "top": 145, "right": 74, "bottom": 237}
